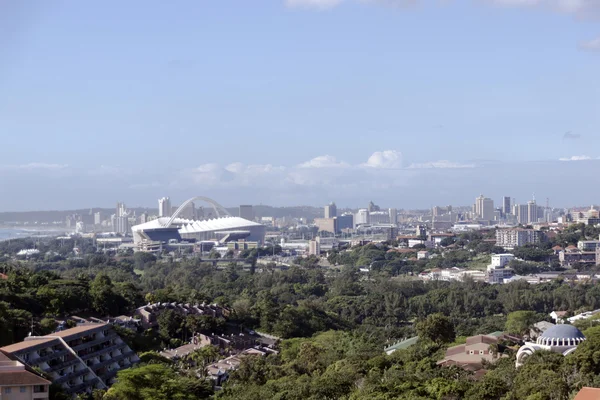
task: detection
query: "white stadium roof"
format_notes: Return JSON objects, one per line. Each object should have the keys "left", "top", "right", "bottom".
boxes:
{"left": 132, "top": 216, "right": 263, "bottom": 234}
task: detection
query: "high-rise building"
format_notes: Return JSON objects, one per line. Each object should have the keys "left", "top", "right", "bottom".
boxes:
{"left": 239, "top": 205, "right": 254, "bottom": 221}
{"left": 178, "top": 201, "right": 196, "bottom": 219}
{"left": 158, "top": 197, "right": 171, "bottom": 218}
{"left": 368, "top": 201, "right": 380, "bottom": 212}
{"left": 355, "top": 209, "right": 369, "bottom": 226}
{"left": 116, "top": 202, "right": 126, "bottom": 218}
{"left": 336, "top": 214, "right": 354, "bottom": 231}
{"left": 475, "top": 195, "right": 494, "bottom": 221}
{"left": 513, "top": 204, "right": 529, "bottom": 224}
{"left": 116, "top": 216, "right": 130, "bottom": 234}
{"left": 324, "top": 202, "right": 337, "bottom": 219}
{"left": 309, "top": 237, "right": 321, "bottom": 256}
{"left": 502, "top": 197, "right": 511, "bottom": 215}
{"left": 389, "top": 208, "right": 398, "bottom": 225}
{"left": 527, "top": 201, "right": 538, "bottom": 224}
{"left": 94, "top": 211, "right": 102, "bottom": 225}
{"left": 139, "top": 212, "right": 148, "bottom": 224}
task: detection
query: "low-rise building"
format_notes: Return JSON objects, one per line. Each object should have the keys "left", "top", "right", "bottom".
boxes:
{"left": 438, "top": 334, "right": 503, "bottom": 372}
{"left": 0, "top": 324, "right": 139, "bottom": 396}
{"left": 578, "top": 241, "right": 600, "bottom": 252}
{"left": 0, "top": 351, "right": 50, "bottom": 399}
{"left": 135, "top": 302, "right": 229, "bottom": 329}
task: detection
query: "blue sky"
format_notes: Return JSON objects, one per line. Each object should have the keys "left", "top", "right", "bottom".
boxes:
{"left": 0, "top": 0, "right": 599, "bottom": 211}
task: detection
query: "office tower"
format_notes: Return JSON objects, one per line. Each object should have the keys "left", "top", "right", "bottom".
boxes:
{"left": 116, "top": 202, "right": 126, "bottom": 218}
{"left": 512, "top": 204, "right": 529, "bottom": 224}
{"left": 367, "top": 201, "right": 380, "bottom": 212}
{"left": 527, "top": 201, "right": 537, "bottom": 224}
{"left": 355, "top": 209, "right": 369, "bottom": 226}
{"left": 502, "top": 197, "right": 511, "bottom": 215}
{"left": 139, "top": 212, "right": 148, "bottom": 224}
{"left": 239, "top": 205, "right": 254, "bottom": 221}
{"left": 94, "top": 211, "right": 102, "bottom": 225}
{"left": 116, "top": 216, "right": 130, "bottom": 234}
{"left": 158, "top": 197, "right": 171, "bottom": 217}
{"left": 336, "top": 214, "right": 353, "bottom": 231}
{"left": 389, "top": 208, "right": 398, "bottom": 225}
{"left": 475, "top": 195, "right": 494, "bottom": 221}
{"left": 324, "top": 202, "right": 337, "bottom": 219}
{"left": 178, "top": 201, "right": 196, "bottom": 219}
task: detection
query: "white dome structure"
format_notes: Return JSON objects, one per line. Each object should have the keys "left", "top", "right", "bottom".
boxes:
{"left": 516, "top": 324, "right": 586, "bottom": 367}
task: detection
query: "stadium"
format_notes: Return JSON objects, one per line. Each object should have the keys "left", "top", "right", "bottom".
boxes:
{"left": 131, "top": 196, "right": 266, "bottom": 248}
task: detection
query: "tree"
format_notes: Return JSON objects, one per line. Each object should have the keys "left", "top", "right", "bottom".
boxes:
{"left": 505, "top": 311, "right": 538, "bottom": 336}
{"left": 415, "top": 313, "right": 455, "bottom": 344}
{"left": 39, "top": 318, "right": 58, "bottom": 335}
{"left": 185, "top": 345, "right": 220, "bottom": 376}
{"left": 103, "top": 363, "right": 212, "bottom": 400}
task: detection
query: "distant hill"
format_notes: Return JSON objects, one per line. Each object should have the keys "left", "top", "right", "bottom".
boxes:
{"left": 0, "top": 205, "right": 324, "bottom": 224}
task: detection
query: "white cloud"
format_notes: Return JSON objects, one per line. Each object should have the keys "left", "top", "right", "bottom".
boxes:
{"left": 580, "top": 36, "right": 600, "bottom": 51}
{"left": 559, "top": 155, "right": 594, "bottom": 161}
{"left": 285, "top": 0, "right": 345, "bottom": 9}
{"left": 407, "top": 160, "right": 476, "bottom": 169}
{"left": 487, "top": 0, "right": 600, "bottom": 17}
{"left": 361, "top": 150, "right": 403, "bottom": 169}
{"left": 0, "top": 163, "right": 69, "bottom": 171}
{"left": 298, "top": 155, "right": 350, "bottom": 169}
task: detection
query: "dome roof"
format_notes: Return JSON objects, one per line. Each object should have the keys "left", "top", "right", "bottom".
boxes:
{"left": 540, "top": 324, "right": 585, "bottom": 340}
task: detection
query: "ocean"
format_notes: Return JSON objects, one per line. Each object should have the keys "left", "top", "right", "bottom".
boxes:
{"left": 0, "top": 228, "right": 65, "bottom": 242}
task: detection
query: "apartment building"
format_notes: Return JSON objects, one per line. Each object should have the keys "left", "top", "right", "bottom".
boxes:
{"left": 0, "top": 324, "right": 139, "bottom": 396}
{"left": 0, "top": 351, "right": 50, "bottom": 400}
{"left": 135, "top": 302, "right": 229, "bottom": 329}
{"left": 496, "top": 229, "right": 545, "bottom": 249}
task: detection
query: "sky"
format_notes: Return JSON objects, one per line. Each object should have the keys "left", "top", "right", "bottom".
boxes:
{"left": 0, "top": 0, "right": 599, "bottom": 211}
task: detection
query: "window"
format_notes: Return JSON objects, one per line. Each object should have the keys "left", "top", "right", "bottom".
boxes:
{"left": 20, "top": 386, "right": 27, "bottom": 392}
{"left": 5, "top": 387, "right": 12, "bottom": 394}
{"left": 34, "top": 385, "right": 46, "bottom": 393}
{"left": 469, "top": 350, "right": 474, "bottom": 355}
{"left": 479, "top": 350, "right": 484, "bottom": 355}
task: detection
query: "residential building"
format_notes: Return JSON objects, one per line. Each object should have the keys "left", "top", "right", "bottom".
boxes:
{"left": 158, "top": 197, "right": 171, "bottom": 218}
{"left": 324, "top": 202, "right": 337, "bottom": 219}
{"left": 559, "top": 247, "right": 598, "bottom": 267}
{"left": 239, "top": 205, "right": 254, "bottom": 221}
{"left": 93, "top": 212, "right": 102, "bottom": 225}
{"left": 308, "top": 238, "right": 320, "bottom": 256}
{"left": 491, "top": 254, "right": 515, "bottom": 268}
{"left": 574, "top": 387, "right": 600, "bottom": 400}
{"left": 496, "top": 228, "right": 546, "bottom": 249}
{"left": 417, "top": 251, "right": 429, "bottom": 260}
{"left": 0, "top": 324, "right": 139, "bottom": 396}
{"left": 438, "top": 333, "right": 503, "bottom": 372}
{"left": 134, "top": 302, "right": 229, "bottom": 330}
{"left": 0, "top": 351, "right": 50, "bottom": 399}
{"left": 578, "top": 241, "right": 600, "bottom": 251}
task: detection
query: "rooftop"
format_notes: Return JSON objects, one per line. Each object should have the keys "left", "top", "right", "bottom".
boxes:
{"left": 540, "top": 324, "right": 585, "bottom": 340}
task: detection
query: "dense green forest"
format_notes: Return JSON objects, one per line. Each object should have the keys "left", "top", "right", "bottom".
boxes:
{"left": 2, "top": 223, "right": 600, "bottom": 399}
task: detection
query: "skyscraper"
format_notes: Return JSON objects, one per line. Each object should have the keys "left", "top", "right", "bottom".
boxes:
{"left": 116, "top": 202, "right": 126, "bottom": 218}
{"left": 502, "top": 197, "right": 511, "bottom": 215}
{"left": 388, "top": 208, "right": 398, "bottom": 225}
{"left": 158, "top": 197, "right": 171, "bottom": 218}
{"left": 324, "top": 202, "right": 337, "bottom": 219}
{"left": 475, "top": 195, "right": 494, "bottom": 221}
{"left": 239, "top": 205, "right": 254, "bottom": 221}
{"left": 527, "top": 200, "right": 538, "bottom": 224}
{"left": 94, "top": 212, "right": 102, "bottom": 225}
